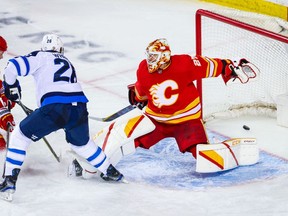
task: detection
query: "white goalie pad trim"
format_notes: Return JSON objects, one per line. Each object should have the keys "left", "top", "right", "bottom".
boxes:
{"left": 196, "top": 138, "right": 259, "bottom": 173}
{"left": 94, "top": 108, "right": 155, "bottom": 165}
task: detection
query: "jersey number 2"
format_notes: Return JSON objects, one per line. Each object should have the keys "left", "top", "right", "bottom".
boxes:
{"left": 53, "top": 59, "right": 77, "bottom": 83}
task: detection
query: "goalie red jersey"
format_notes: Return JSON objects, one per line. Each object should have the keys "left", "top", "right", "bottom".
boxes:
{"left": 127, "top": 38, "right": 258, "bottom": 157}
{"left": 135, "top": 54, "right": 231, "bottom": 124}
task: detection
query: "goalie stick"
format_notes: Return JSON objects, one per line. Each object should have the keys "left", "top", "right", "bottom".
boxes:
{"left": 1, "top": 123, "right": 12, "bottom": 179}
{"left": 17, "top": 101, "right": 61, "bottom": 163}
{"left": 89, "top": 105, "right": 136, "bottom": 122}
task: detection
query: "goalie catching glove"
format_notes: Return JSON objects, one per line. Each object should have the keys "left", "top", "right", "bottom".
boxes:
{"left": 128, "top": 84, "right": 147, "bottom": 110}
{"left": 222, "top": 58, "right": 260, "bottom": 84}
{"left": 3, "top": 80, "right": 21, "bottom": 102}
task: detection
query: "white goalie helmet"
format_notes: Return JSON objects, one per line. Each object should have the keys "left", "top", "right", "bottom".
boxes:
{"left": 146, "top": 38, "right": 171, "bottom": 73}
{"left": 41, "top": 34, "right": 64, "bottom": 54}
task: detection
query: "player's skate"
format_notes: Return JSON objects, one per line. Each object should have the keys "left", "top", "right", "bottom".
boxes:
{"left": 68, "top": 159, "right": 83, "bottom": 177}
{"left": 100, "top": 164, "right": 126, "bottom": 182}
{"left": 0, "top": 168, "right": 20, "bottom": 202}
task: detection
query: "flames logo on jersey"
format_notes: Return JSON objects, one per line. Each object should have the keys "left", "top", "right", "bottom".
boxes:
{"left": 149, "top": 80, "right": 179, "bottom": 108}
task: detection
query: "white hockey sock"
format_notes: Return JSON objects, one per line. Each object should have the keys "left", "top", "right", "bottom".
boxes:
{"left": 5, "top": 125, "right": 31, "bottom": 176}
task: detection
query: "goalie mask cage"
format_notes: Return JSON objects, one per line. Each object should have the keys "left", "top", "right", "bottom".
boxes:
{"left": 195, "top": 9, "right": 288, "bottom": 121}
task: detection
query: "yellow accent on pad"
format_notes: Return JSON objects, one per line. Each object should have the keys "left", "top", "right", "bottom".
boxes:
{"left": 200, "top": 150, "right": 224, "bottom": 168}
{"left": 124, "top": 115, "right": 142, "bottom": 137}
{"left": 200, "top": 0, "right": 288, "bottom": 20}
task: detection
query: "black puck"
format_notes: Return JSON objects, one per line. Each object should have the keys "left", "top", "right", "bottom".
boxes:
{"left": 243, "top": 125, "right": 250, "bottom": 130}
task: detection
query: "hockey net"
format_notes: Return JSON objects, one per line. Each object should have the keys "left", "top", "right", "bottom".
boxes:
{"left": 195, "top": 9, "right": 288, "bottom": 122}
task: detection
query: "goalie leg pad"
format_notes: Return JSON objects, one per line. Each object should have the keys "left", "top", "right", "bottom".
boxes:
{"left": 67, "top": 109, "right": 155, "bottom": 178}
{"left": 107, "top": 141, "right": 136, "bottom": 165}
{"left": 196, "top": 138, "right": 259, "bottom": 173}
{"left": 94, "top": 108, "right": 155, "bottom": 165}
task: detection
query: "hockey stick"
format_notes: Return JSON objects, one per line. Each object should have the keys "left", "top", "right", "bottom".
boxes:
{"left": 89, "top": 105, "right": 136, "bottom": 122}
{"left": 16, "top": 101, "right": 33, "bottom": 115}
{"left": 2, "top": 123, "right": 12, "bottom": 178}
{"left": 17, "top": 101, "right": 61, "bottom": 163}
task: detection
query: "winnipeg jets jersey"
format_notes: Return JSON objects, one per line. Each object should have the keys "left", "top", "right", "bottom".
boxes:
{"left": 3, "top": 50, "right": 88, "bottom": 107}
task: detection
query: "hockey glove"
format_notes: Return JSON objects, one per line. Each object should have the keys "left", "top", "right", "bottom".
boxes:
{"left": 128, "top": 84, "right": 147, "bottom": 110}
{"left": 0, "top": 107, "right": 15, "bottom": 132}
{"left": 222, "top": 58, "right": 260, "bottom": 84}
{"left": 0, "top": 93, "right": 16, "bottom": 110}
{"left": 3, "top": 80, "right": 22, "bottom": 102}
{"left": 232, "top": 58, "right": 259, "bottom": 84}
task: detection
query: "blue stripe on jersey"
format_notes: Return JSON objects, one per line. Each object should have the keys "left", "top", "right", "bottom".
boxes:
{"left": 41, "top": 94, "right": 88, "bottom": 106}
{"left": 41, "top": 91, "right": 88, "bottom": 103}
{"left": 6, "top": 157, "right": 24, "bottom": 166}
{"left": 20, "top": 56, "right": 30, "bottom": 76}
{"left": 9, "top": 59, "right": 21, "bottom": 76}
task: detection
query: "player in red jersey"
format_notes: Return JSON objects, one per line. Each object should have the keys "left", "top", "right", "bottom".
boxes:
{"left": 0, "top": 36, "right": 16, "bottom": 150}
{"left": 128, "top": 38, "right": 258, "bottom": 158}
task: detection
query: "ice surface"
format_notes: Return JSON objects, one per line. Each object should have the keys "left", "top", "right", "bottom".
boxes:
{"left": 0, "top": 0, "right": 288, "bottom": 215}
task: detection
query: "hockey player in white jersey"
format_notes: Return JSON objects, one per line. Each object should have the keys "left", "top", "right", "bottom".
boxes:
{"left": 0, "top": 34, "right": 124, "bottom": 201}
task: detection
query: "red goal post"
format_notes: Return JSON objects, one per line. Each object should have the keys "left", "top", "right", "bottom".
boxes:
{"left": 195, "top": 9, "right": 288, "bottom": 121}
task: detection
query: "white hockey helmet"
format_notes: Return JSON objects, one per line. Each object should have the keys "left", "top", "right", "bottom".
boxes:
{"left": 145, "top": 38, "right": 171, "bottom": 73}
{"left": 41, "top": 34, "right": 64, "bottom": 54}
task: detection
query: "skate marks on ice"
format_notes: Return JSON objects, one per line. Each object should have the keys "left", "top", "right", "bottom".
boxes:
{"left": 117, "top": 129, "right": 288, "bottom": 189}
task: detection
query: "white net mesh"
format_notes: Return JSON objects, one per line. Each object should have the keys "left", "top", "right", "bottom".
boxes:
{"left": 197, "top": 9, "right": 288, "bottom": 121}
